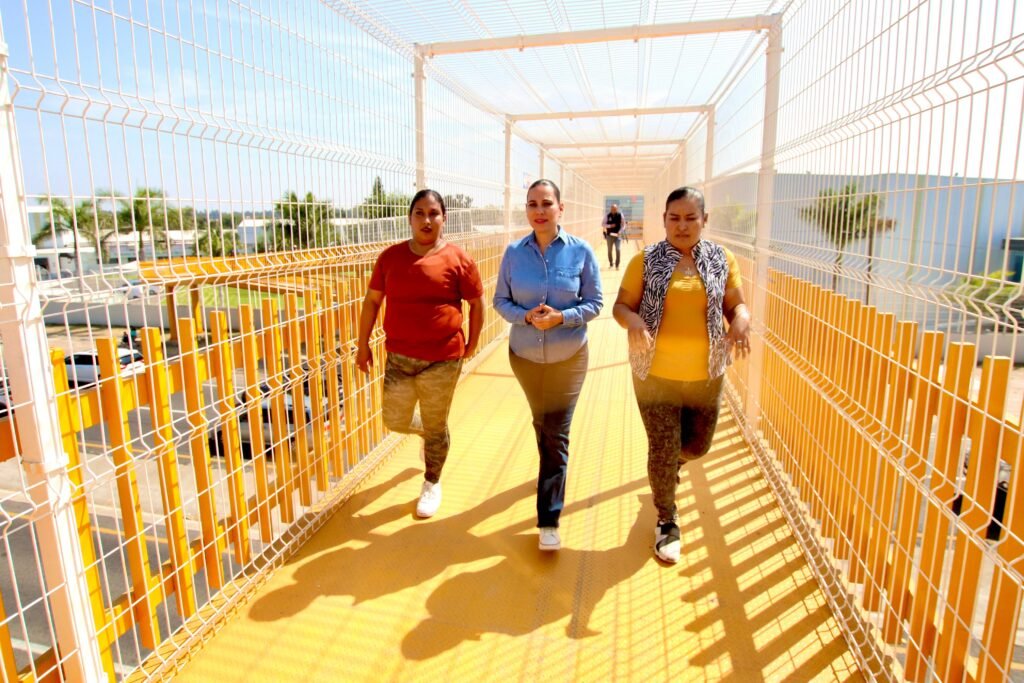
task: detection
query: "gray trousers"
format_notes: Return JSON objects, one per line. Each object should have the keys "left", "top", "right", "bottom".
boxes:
{"left": 382, "top": 352, "right": 463, "bottom": 483}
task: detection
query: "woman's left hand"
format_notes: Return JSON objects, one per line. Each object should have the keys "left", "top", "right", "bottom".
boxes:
{"left": 530, "top": 304, "right": 564, "bottom": 331}
{"left": 726, "top": 314, "right": 752, "bottom": 359}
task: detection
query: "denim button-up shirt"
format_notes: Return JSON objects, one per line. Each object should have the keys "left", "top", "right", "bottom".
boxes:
{"left": 493, "top": 228, "right": 603, "bottom": 363}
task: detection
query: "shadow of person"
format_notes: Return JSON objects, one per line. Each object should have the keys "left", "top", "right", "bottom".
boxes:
{"left": 400, "top": 495, "right": 653, "bottom": 660}
{"left": 249, "top": 470, "right": 649, "bottom": 628}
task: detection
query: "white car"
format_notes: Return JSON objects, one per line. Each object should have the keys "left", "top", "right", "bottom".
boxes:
{"left": 64, "top": 348, "right": 144, "bottom": 388}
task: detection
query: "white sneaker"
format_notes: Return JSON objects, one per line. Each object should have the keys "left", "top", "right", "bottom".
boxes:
{"left": 654, "top": 522, "right": 681, "bottom": 563}
{"left": 538, "top": 527, "right": 560, "bottom": 551}
{"left": 416, "top": 480, "right": 441, "bottom": 518}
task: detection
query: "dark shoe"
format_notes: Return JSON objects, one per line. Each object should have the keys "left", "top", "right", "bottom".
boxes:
{"left": 654, "top": 521, "right": 680, "bottom": 563}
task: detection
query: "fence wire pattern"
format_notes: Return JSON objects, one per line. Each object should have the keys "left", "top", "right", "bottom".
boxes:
{"left": 0, "top": 0, "right": 1023, "bottom": 681}
{"left": 0, "top": 1, "right": 599, "bottom": 680}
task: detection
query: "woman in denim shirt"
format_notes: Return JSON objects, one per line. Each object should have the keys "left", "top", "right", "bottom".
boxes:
{"left": 493, "top": 179, "right": 603, "bottom": 551}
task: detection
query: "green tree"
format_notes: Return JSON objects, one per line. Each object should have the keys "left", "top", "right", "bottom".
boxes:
{"left": 443, "top": 193, "right": 473, "bottom": 209}
{"left": 34, "top": 196, "right": 114, "bottom": 270}
{"left": 358, "top": 176, "right": 410, "bottom": 219}
{"left": 100, "top": 187, "right": 170, "bottom": 260}
{"left": 197, "top": 215, "right": 239, "bottom": 257}
{"left": 271, "top": 191, "right": 336, "bottom": 250}
{"left": 798, "top": 183, "right": 895, "bottom": 296}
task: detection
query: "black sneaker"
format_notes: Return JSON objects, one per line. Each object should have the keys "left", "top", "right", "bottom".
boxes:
{"left": 654, "top": 521, "right": 681, "bottom": 563}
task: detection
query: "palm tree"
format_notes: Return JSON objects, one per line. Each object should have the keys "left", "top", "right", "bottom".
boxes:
{"left": 798, "top": 183, "right": 895, "bottom": 298}
{"left": 104, "top": 188, "right": 169, "bottom": 260}
{"left": 33, "top": 196, "right": 111, "bottom": 272}
{"left": 272, "top": 191, "right": 335, "bottom": 250}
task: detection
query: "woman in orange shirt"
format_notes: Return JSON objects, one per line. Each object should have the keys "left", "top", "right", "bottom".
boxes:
{"left": 612, "top": 187, "right": 751, "bottom": 564}
{"left": 356, "top": 190, "right": 485, "bottom": 519}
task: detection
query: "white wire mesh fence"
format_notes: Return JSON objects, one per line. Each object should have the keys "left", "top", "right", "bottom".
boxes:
{"left": 0, "top": 1, "right": 599, "bottom": 680}
{"left": 696, "top": 1, "right": 1024, "bottom": 681}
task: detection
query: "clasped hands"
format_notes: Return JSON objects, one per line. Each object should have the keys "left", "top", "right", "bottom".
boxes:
{"left": 525, "top": 303, "right": 564, "bottom": 331}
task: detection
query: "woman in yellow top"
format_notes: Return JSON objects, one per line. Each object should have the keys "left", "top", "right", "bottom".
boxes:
{"left": 613, "top": 186, "right": 751, "bottom": 564}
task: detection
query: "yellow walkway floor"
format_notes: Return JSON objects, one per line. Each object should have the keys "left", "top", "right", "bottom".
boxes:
{"left": 178, "top": 269, "right": 863, "bottom": 682}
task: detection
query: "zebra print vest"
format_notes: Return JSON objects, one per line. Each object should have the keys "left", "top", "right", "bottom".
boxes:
{"left": 629, "top": 238, "right": 731, "bottom": 381}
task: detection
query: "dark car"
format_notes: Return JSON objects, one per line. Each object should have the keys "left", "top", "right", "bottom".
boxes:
{"left": 207, "top": 382, "right": 334, "bottom": 459}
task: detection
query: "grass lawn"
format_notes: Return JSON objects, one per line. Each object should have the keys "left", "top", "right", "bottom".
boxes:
{"left": 174, "top": 286, "right": 298, "bottom": 309}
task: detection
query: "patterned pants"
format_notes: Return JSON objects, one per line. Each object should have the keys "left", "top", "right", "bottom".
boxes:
{"left": 382, "top": 352, "right": 463, "bottom": 483}
{"left": 633, "top": 373, "right": 723, "bottom": 523}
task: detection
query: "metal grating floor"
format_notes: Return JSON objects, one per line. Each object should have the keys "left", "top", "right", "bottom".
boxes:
{"left": 177, "top": 269, "right": 862, "bottom": 682}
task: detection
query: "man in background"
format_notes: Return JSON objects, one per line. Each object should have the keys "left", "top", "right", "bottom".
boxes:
{"left": 602, "top": 203, "right": 624, "bottom": 269}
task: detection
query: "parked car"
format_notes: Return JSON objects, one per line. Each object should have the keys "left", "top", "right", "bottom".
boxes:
{"left": 207, "top": 383, "right": 332, "bottom": 459}
{"left": 115, "top": 279, "right": 161, "bottom": 299}
{"left": 64, "top": 348, "right": 145, "bottom": 388}
{"left": 0, "top": 378, "right": 10, "bottom": 418}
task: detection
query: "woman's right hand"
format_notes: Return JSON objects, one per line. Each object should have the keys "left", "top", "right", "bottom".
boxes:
{"left": 355, "top": 343, "right": 373, "bottom": 374}
{"left": 626, "top": 318, "right": 653, "bottom": 351}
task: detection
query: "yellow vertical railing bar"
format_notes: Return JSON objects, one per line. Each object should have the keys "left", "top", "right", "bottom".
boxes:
{"left": 175, "top": 319, "right": 226, "bottom": 590}
{"left": 261, "top": 298, "right": 295, "bottom": 523}
{"left": 371, "top": 334, "right": 386, "bottom": 446}
{"left": 304, "top": 292, "right": 329, "bottom": 491}
{"left": 96, "top": 339, "right": 159, "bottom": 649}
{"left": 976, "top": 394, "right": 1024, "bottom": 681}
{"left": 905, "top": 341, "right": 975, "bottom": 681}
{"left": 208, "top": 311, "right": 252, "bottom": 567}
{"left": 831, "top": 299, "right": 858, "bottom": 563}
{"left": 851, "top": 306, "right": 879, "bottom": 587}
{"left": 883, "top": 329, "right": 942, "bottom": 642}
{"left": 337, "top": 280, "right": 358, "bottom": 470}
{"left": 190, "top": 288, "right": 205, "bottom": 337}
{"left": 49, "top": 351, "right": 115, "bottom": 675}
{"left": 139, "top": 327, "right": 196, "bottom": 618}
{"left": 859, "top": 309, "right": 892, "bottom": 611}
{"left": 0, "top": 587, "right": 19, "bottom": 680}
{"left": 321, "top": 285, "right": 344, "bottom": 477}
{"left": 284, "top": 294, "right": 312, "bottom": 506}
{"left": 876, "top": 320, "right": 918, "bottom": 640}
{"left": 805, "top": 287, "right": 829, "bottom": 524}
{"left": 934, "top": 355, "right": 1010, "bottom": 682}
{"left": 238, "top": 306, "right": 273, "bottom": 543}
{"left": 818, "top": 291, "right": 842, "bottom": 545}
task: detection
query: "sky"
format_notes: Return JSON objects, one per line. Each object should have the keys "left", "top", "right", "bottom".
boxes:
{"left": 1, "top": 0, "right": 1022, "bottom": 218}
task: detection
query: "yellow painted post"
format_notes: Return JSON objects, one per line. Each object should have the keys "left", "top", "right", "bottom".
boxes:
{"left": 0, "top": 588, "right": 18, "bottom": 681}
{"left": 304, "top": 293, "right": 329, "bottom": 492}
{"left": 96, "top": 339, "right": 159, "bottom": 649}
{"left": 858, "top": 309, "right": 892, "bottom": 611}
{"left": 340, "top": 346, "right": 358, "bottom": 470}
{"left": 139, "top": 327, "right": 196, "bottom": 619}
{"left": 977, "top": 399, "right": 1024, "bottom": 680}
{"left": 875, "top": 320, "right": 919, "bottom": 639}
{"left": 883, "top": 329, "right": 942, "bottom": 642}
{"left": 934, "top": 355, "right": 1010, "bottom": 682}
{"left": 175, "top": 318, "right": 226, "bottom": 590}
{"left": 321, "top": 285, "right": 344, "bottom": 477}
{"left": 50, "top": 351, "right": 115, "bottom": 674}
{"left": 208, "top": 311, "right": 252, "bottom": 566}
{"left": 849, "top": 306, "right": 879, "bottom": 588}
{"left": 238, "top": 306, "right": 273, "bottom": 542}
{"left": 284, "top": 294, "right": 312, "bottom": 506}
{"left": 905, "top": 341, "right": 975, "bottom": 681}
{"left": 371, "top": 334, "right": 386, "bottom": 445}
{"left": 190, "top": 287, "right": 205, "bottom": 337}
{"left": 166, "top": 284, "right": 178, "bottom": 343}
{"left": 261, "top": 298, "right": 295, "bottom": 523}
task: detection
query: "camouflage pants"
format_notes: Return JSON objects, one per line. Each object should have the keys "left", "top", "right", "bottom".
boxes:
{"left": 382, "top": 352, "right": 463, "bottom": 483}
{"left": 633, "top": 373, "right": 723, "bottom": 523}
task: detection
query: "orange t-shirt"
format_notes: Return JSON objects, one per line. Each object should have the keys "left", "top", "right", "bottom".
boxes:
{"left": 368, "top": 242, "right": 484, "bottom": 361}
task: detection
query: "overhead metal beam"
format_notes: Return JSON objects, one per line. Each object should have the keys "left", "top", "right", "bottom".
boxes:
{"left": 510, "top": 105, "right": 706, "bottom": 122}
{"left": 545, "top": 139, "right": 681, "bottom": 149}
{"left": 418, "top": 15, "right": 779, "bottom": 57}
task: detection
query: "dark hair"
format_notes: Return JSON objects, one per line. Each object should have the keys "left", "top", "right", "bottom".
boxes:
{"left": 408, "top": 189, "right": 446, "bottom": 217}
{"left": 527, "top": 178, "right": 561, "bottom": 202}
{"left": 665, "top": 186, "right": 705, "bottom": 213}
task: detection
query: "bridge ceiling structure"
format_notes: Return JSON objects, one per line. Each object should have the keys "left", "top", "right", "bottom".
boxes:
{"left": 333, "top": 0, "right": 785, "bottom": 192}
